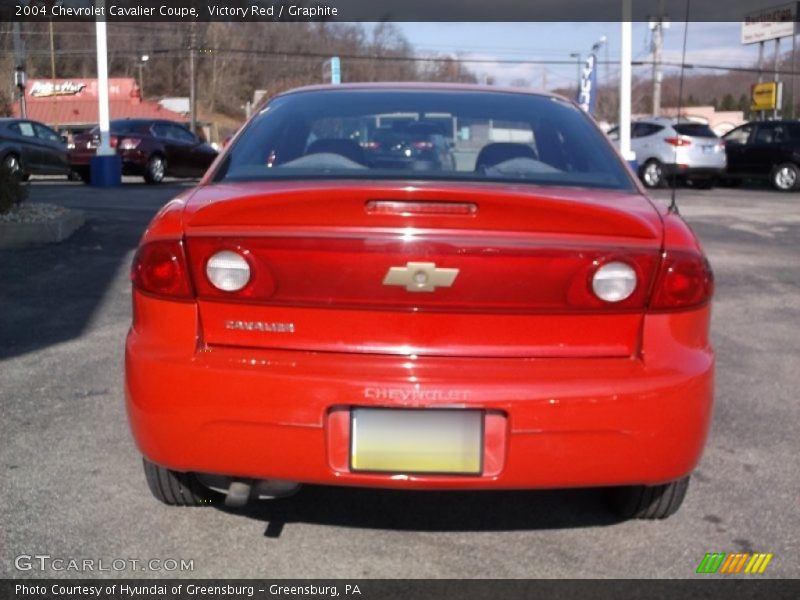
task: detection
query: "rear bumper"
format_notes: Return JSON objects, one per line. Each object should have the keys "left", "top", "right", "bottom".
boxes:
{"left": 125, "top": 296, "right": 714, "bottom": 490}
{"left": 69, "top": 149, "right": 147, "bottom": 173}
{"left": 664, "top": 165, "right": 725, "bottom": 179}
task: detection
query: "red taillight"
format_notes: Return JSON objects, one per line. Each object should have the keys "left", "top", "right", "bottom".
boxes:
{"left": 364, "top": 141, "right": 381, "bottom": 150}
{"left": 413, "top": 141, "right": 434, "bottom": 150}
{"left": 131, "top": 240, "right": 194, "bottom": 299}
{"left": 119, "top": 137, "right": 141, "bottom": 150}
{"left": 664, "top": 136, "right": 692, "bottom": 147}
{"left": 650, "top": 251, "right": 714, "bottom": 310}
{"left": 109, "top": 135, "right": 119, "bottom": 148}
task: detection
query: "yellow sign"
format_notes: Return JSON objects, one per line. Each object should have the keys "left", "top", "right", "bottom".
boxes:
{"left": 751, "top": 82, "right": 781, "bottom": 111}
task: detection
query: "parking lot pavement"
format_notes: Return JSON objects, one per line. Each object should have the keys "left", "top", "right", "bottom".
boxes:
{"left": 1, "top": 181, "right": 798, "bottom": 579}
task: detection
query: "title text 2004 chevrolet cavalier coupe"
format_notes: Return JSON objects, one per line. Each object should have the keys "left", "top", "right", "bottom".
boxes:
{"left": 125, "top": 84, "right": 714, "bottom": 519}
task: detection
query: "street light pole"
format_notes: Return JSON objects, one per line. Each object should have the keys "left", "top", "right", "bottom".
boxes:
{"left": 570, "top": 52, "right": 581, "bottom": 92}
{"left": 12, "top": 21, "right": 27, "bottom": 118}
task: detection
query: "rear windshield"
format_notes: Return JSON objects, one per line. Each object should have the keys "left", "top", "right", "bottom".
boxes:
{"left": 673, "top": 123, "right": 718, "bottom": 138}
{"left": 214, "top": 89, "right": 636, "bottom": 191}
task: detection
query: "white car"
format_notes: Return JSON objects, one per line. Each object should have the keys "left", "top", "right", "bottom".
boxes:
{"left": 608, "top": 118, "right": 727, "bottom": 189}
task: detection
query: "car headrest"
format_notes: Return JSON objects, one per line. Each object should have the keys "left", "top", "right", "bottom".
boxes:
{"left": 306, "top": 139, "right": 366, "bottom": 165}
{"left": 475, "top": 143, "right": 537, "bottom": 171}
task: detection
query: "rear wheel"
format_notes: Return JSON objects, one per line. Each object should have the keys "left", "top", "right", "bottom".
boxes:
{"left": 640, "top": 159, "right": 665, "bottom": 188}
{"left": 143, "top": 155, "right": 165, "bottom": 184}
{"left": 771, "top": 163, "right": 800, "bottom": 191}
{"left": 606, "top": 476, "right": 690, "bottom": 519}
{"left": 2, "top": 153, "right": 24, "bottom": 180}
{"left": 71, "top": 168, "right": 90, "bottom": 184}
{"left": 142, "top": 458, "right": 218, "bottom": 506}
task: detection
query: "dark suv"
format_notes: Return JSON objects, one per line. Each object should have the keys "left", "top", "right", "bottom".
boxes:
{"left": 723, "top": 120, "right": 800, "bottom": 191}
{"left": 69, "top": 119, "right": 218, "bottom": 184}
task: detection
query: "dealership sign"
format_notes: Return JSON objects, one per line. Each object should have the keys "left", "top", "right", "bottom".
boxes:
{"left": 742, "top": 3, "right": 797, "bottom": 44}
{"left": 29, "top": 80, "right": 87, "bottom": 98}
{"left": 751, "top": 81, "right": 783, "bottom": 110}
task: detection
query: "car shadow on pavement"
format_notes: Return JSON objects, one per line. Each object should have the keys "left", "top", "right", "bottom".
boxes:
{"left": 219, "top": 485, "right": 623, "bottom": 536}
{"left": 0, "top": 181, "right": 186, "bottom": 360}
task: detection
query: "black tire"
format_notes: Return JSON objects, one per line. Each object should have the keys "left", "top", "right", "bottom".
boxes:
{"left": 71, "top": 168, "right": 90, "bottom": 184}
{"left": 606, "top": 476, "right": 690, "bottom": 520}
{"left": 142, "top": 458, "right": 218, "bottom": 506}
{"left": 771, "top": 162, "right": 800, "bottom": 191}
{"left": 2, "top": 153, "right": 24, "bottom": 180}
{"left": 639, "top": 159, "right": 665, "bottom": 189}
{"left": 143, "top": 155, "right": 166, "bottom": 184}
{"left": 720, "top": 177, "right": 742, "bottom": 188}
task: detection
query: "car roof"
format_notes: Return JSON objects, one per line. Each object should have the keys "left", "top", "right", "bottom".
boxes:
{"left": 273, "top": 82, "right": 566, "bottom": 102}
{"left": 741, "top": 119, "right": 800, "bottom": 125}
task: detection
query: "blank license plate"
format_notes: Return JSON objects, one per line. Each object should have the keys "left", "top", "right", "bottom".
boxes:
{"left": 350, "top": 408, "right": 483, "bottom": 474}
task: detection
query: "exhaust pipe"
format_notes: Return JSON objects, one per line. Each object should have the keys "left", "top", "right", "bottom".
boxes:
{"left": 196, "top": 474, "right": 301, "bottom": 507}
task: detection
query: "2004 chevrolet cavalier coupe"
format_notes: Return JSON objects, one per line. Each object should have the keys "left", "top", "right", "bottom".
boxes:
{"left": 126, "top": 84, "right": 714, "bottom": 519}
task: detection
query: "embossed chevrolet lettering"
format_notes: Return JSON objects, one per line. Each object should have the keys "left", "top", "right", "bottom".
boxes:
{"left": 224, "top": 320, "right": 295, "bottom": 333}
{"left": 382, "top": 262, "right": 459, "bottom": 292}
{"left": 364, "top": 387, "right": 470, "bottom": 402}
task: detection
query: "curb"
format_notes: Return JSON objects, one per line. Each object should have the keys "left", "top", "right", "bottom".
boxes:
{"left": 0, "top": 209, "right": 85, "bottom": 249}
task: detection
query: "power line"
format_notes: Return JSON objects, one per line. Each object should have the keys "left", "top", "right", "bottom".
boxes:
{"left": 5, "top": 43, "right": 800, "bottom": 77}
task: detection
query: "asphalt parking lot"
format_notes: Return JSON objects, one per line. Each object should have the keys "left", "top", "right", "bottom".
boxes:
{"left": 1, "top": 179, "right": 798, "bottom": 579}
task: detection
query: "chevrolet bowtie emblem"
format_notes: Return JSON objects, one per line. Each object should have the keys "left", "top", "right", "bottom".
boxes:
{"left": 382, "top": 262, "right": 459, "bottom": 293}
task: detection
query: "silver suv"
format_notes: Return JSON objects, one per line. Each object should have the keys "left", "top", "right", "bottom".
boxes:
{"left": 609, "top": 118, "right": 727, "bottom": 189}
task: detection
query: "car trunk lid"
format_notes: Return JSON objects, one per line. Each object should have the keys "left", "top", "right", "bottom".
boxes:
{"left": 183, "top": 181, "right": 662, "bottom": 358}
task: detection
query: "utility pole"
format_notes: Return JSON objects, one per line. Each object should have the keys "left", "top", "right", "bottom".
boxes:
{"left": 649, "top": 0, "right": 667, "bottom": 117}
{"left": 137, "top": 55, "right": 149, "bottom": 99}
{"left": 12, "top": 22, "right": 27, "bottom": 118}
{"left": 49, "top": 19, "right": 58, "bottom": 128}
{"left": 189, "top": 22, "right": 197, "bottom": 135}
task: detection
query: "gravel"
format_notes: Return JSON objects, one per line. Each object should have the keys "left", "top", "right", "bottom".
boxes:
{"left": 0, "top": 202, "right": 72, "bottom": 223}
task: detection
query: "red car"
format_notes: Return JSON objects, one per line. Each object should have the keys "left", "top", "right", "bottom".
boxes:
{"left": 126, "top": 84, "right": 714, "bottom": 519}
{"left": 69, "top": 118, "right": 217, "bottom": 184}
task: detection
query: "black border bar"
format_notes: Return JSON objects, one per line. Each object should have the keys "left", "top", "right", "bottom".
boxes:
{"left": 3, "top": 579, "right": 800, "bottom": 600}
{"left": 2, "top": 0, "right": 800, "bottom": 22}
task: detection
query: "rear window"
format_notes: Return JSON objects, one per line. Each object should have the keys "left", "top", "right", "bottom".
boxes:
{"left": 215, "top": 89, "right": 635, "bottom": 191}
{"left": 673, "top": 123, "right": 718, "bottom": 138}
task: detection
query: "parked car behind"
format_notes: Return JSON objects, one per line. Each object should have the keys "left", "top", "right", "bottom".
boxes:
{"left": 364, "top": 122, "right": 456, "bottom": 171}
{"left": 608, "top": 118, "right": 726, "bottom": 189}
{"left": 69, "top": 118, "right": 218, "bottom": 184}
{"left": 722, "top": 120, "right": 800, "bottom": 191}
{"left": 127, "top": 83, "right": 714, "bottom": 521}
{"left": 0, "top": 118, "right": 70, "bottom": 180}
